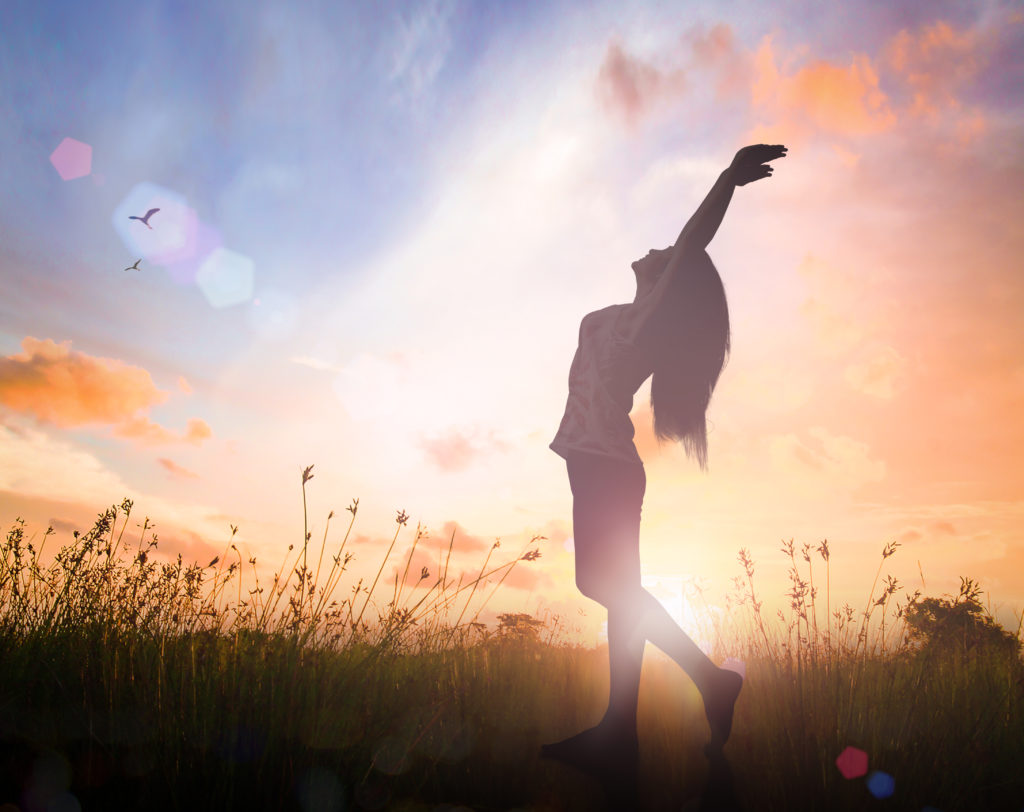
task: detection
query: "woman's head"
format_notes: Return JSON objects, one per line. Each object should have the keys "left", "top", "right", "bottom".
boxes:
{"left": 632, "top": 247, "right": 673, "bottom": 298}
{"left": 646, "top": 249, "right": 730, "bottom": 471}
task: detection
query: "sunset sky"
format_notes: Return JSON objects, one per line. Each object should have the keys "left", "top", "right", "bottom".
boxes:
{"left": 2, "top": 0, "right": 1022, "bottom": 646}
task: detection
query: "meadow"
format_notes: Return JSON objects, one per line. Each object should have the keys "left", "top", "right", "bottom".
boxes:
{"left": 2, "top": 466, "right": 1022, "bottom": 811}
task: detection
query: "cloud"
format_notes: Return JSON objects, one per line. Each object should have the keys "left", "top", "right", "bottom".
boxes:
{"left": 595, "top": 12, "right": 1012, "bottom": 150}
{"left": 390, "top": 547, "right": 438, "bottom": 589}
{"left": 765, "top": 426, "right": 886, "bottom": 489}
{"left": 684, "top": 23, "right": 753, "bottom": 98}
{"left": 797, "top": 254, "right": 871, "bottom": 355}
{"left": 899, "top": 528, "right": 923, "bottom": 544}
{"left": 347, "top": 520, "right": 492, "bottom": 558}
{"left": 385, "top": 532, "right": 541, "bottom": 595}
{"left": 0, "top": 337, "right": 211, "bottom": 447}
{"left": 46, "top": 517, "right": 81, "bottom": 537}
{"left": 751, "top": 37, "right": 896, "bottom": 141}
{"left": 387, "top": 0, "right": 455, "bottom": 102}
{"left": 185, "top": 418, "right": 212, "bottom": 443}
{"left": 418, "top": 427, "right": 510, "bottom": 473}
{"left": 426, "top": 521, "right": 492, "bottom": 556}
{"left": 0, "top": 337, "right": 167, "bottom": 426}
{"left": 112, "top": 415, "right": 213, "bottom": 446}
{"left": 290, "top": 355, "right": 342, "bottom": 373}
{"left": 844, "top": 345, "right": 908, "bottom": 399}
{"left": 884, "top": 20, "right": 982, "bottom": 118}
{"left": 596, "top": 39, "right": 688, "bottom": 126}
{"left": 0, "top": 422, "right": 133, "bottom": 508}
{"left": 501, "top": 559, "right": 554, "bottom": 593}
{"left": 153, "top": 528, "right": 223, "bottom": 568}
{"left": 158, "top": 458, "right": 200, "bottom": 480}
{"left": 177, "top": 376, "right": 193, "bottom": 395}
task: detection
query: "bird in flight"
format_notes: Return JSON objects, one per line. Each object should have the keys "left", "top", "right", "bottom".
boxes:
{"left": 123, "top": 259, "right": 142, "bottom": 272}
{"left": 129, "top": 208, "right": 160, "bottom": 229}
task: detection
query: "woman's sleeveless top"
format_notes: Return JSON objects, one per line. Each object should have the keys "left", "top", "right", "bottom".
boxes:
{"left": 550, "top": 304, "right": 652, "bottom": 466}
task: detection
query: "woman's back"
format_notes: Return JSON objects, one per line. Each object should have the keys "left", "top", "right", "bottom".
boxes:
{"left": 549, "top": 304, "right": 651, "bottom": 466}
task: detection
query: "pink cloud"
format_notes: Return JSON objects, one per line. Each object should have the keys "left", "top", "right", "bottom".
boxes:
{"left": 501, "top": 559, "right": 554, "bottom": 593}
{"left": 418, "top": 428, "right": 509, "bottom": 473}
{"left": 153, "top": 528, "right": 223, "bottom": 568}
{"left": 596, "top": 39, "right": 688, "bottom": 126}
{"left": 684, "top": 23, "right": 753, "bottom": 98}
{"left": 158, "top": 458, "right": 200, "bottom": 480}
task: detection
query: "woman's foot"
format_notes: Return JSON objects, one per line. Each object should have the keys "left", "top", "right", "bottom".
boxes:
{"left": 702, "top": 667, "right": 743, "bottom": 754}
{"left": 540, "top": 718, "right": 639, "bottom": 780}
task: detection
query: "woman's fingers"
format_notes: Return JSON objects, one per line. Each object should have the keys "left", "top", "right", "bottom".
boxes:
{"left": 732, "top": 144, "right": 786, "bottom": 173}
{"left": 733, "top": 164, "right": 769, "bottom": 185}
{"left": 751, "top": 144, "right": 787, "bottom": 162}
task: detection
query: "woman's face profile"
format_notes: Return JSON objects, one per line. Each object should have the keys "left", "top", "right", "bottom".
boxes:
{"left": 631, "top": 247, "right": 673, "bottom": 283}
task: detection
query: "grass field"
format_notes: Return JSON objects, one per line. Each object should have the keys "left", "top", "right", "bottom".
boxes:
{"left": 3, "top": 469, "right": 1022, "bottom": 811}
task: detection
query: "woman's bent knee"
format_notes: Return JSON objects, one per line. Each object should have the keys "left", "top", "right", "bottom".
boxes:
{"left": 575, "top": 572, "right": 644, "bottom": 608}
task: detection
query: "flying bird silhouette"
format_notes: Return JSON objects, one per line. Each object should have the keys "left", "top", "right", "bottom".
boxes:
{"left": 129, "top": 208, "right": 160, "bottom": 229}
{"left": 123, "top": 259, "right": 142, "bottom": 272}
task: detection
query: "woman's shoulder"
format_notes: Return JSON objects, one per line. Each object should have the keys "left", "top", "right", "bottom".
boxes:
{"left": 582, "top": 304, "right": 628, "bottom": 325}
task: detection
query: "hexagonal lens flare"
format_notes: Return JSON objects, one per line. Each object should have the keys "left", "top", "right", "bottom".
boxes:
{"left": 166, "top": 219, "right": 223, "bottom": 287}
{"left": 49, "top": 137, "right": 92, "bottom": 180}
{"left": 113, "top": 182, "right": 197, "bottom": 264}
{"left": 197, "top": 248, "right": 255, "bottom": 308}
{"left": 865, "top": 769, "right": 895, "bottom": 799}
{"left": 835, "top": 745, "right": 868, "bottom": 779}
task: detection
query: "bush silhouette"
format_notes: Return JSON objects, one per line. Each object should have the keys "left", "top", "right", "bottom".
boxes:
{"left": 903, "top": 577, "right": 1021, "bottom": 658}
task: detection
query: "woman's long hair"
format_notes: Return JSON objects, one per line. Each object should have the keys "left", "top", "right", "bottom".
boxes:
{"left": 647, "top": 249, "right": 731, "bottom": 471}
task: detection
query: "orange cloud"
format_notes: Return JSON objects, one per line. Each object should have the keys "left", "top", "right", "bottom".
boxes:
{"left": 0, "top": 337, "right": 212, "bottom": 447}
{"left": 843, "top": 345, "right": 908, "bottom": 399}
{"left": 596, "top": 39, "right": 688, "bottom": 126}
{"left": 751, "top": 37, "right": 895, "bottom": 141}
{"left": 885, "top": 20, "right": 981, "bottom": 117}
{"left": 158, "top": 458, "right": 200, "bottom": 480}
{"left": 185, "top": 418, "right": 212, "bottom": 443}
{"left": 112, "top": 415, "right": 213, "bottom": 446}
{"left": 0, "top": 337, "right": 167, "bottom": 426}
{"left": 765, "top": 427, "right": 886, "bottom": 489}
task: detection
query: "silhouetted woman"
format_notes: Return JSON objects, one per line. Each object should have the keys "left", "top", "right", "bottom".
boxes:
{"left": 542, "top": 144, "right": 787, "bottom": 782}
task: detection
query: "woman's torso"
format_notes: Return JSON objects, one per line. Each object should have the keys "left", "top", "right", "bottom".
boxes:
{"left": 550, "top": 304, "right": 652, "bottom": 466}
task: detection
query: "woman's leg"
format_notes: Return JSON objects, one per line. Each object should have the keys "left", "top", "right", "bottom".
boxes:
{"left": 563, "top": 452, "right": 742, "bottom": 750}
{"left": 604, "top": 586, "right": 742, "bottom": 750}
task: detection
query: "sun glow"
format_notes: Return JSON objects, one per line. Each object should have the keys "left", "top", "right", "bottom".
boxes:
{"left": 595, "top": 572, "right": 719, "bottom": 654}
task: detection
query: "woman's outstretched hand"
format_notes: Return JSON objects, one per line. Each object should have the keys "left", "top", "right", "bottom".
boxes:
{"left": 728, "top": 144, "right": 787, "bottom": 186}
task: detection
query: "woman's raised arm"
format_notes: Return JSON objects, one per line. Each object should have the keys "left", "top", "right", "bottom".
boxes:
{"left": 666, "top": 143, "right": 787, "bottom": 268}
{"left": 614, "top": 144, "right": 787, "bottom": 345}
